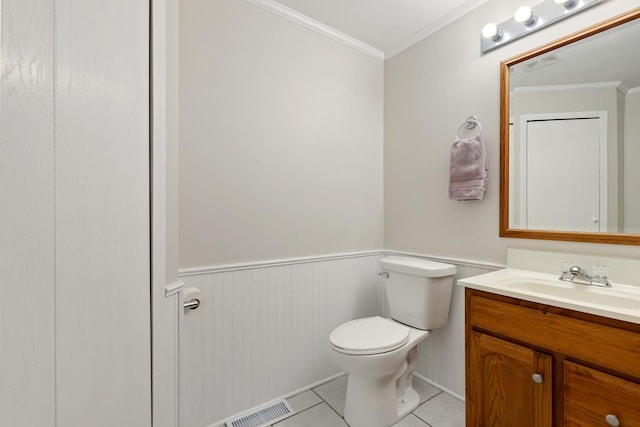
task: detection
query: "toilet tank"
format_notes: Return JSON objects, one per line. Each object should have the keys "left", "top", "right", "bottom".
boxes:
{"left": 381, "top": 256, "right": 457, "bottom": 330}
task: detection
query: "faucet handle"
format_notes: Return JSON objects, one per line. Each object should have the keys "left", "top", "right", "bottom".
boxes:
{"left": 593, "top": 265, "right": 609, "bottom": 280}
{"left": 559, "top": 261, "right": 573, "bottom": 281}
{"left": 591, "top": 265, "right": 612, "bottom": 287}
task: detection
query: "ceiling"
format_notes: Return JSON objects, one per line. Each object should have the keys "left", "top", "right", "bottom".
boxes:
{"left": 259, "top": 0, "right": 490, "bottom": 59}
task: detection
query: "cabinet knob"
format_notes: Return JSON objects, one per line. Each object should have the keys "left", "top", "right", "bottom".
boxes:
{"left": 605, "top": 414, "right": 620, "bottom": 426}
{"left": 532, "top": 373, "right": 543, "bottom": 383}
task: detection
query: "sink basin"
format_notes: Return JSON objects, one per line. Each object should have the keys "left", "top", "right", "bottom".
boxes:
{"left": 498, "top": 277, "right": 640, "bottom": 310}
{"left": 458, "top": 268, "right": 640, "bottom": 324}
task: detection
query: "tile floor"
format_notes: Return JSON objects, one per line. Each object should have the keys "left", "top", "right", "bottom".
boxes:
{"left": 272, "top": 375, "right": 465, "bottom": 427}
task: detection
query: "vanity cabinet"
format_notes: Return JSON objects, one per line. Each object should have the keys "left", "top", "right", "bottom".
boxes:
{"left": 469, "top": 331, "right": 552, "bottom": 426}
{"left": 466, "top": 289, "right": 640, "bottom": 427}
{"left": 565, "top": 361, "right": 640, "bottom": 426}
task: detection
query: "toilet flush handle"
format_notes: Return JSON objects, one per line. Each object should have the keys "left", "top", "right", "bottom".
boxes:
{"left": 379, "top": 272, "right": 389, "bottom": 278}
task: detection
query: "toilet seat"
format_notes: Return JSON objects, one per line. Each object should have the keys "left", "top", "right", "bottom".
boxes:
{"left": 329, "top": 316, "right": 410, "bottom": 355}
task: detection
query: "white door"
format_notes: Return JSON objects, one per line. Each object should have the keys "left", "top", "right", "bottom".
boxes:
{"left": 1, "top": 1, "right": 151, "bottom": 426}
{"left": 523, "top": 116, "right": 605, "bottom": 232}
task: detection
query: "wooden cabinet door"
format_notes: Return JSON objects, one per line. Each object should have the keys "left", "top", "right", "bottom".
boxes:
{"left": 565, "top": 361, "right": 640, "bottom": 427}
{"left": 468, "top": 331, "right": 552, "bottom": 427}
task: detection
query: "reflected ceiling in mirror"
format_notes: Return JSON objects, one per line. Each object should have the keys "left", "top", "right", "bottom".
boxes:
{"left": 500, "top": 7, "right": 640, "bottom": 245}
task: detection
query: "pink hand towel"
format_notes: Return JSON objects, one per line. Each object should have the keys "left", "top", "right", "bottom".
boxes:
{"left": 448, "top": 136, "right": 487, "bottom": 201}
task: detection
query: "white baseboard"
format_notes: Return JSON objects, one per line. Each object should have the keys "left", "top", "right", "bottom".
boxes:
{"left": 413, "top": 372, "right": 465, "bottom": 402}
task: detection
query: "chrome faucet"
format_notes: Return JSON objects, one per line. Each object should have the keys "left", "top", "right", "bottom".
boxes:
{"left": 559, "top": 264, "right": 611, "bottom": 287}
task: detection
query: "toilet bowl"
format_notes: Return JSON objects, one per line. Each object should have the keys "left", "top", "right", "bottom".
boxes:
{"left": 328, "top": 256, "right": 456, "bottom": 427}
{"left": 329, "top": 316, "right": 429, "bottom": 427}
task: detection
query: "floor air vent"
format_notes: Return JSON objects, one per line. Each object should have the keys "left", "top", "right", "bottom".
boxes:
{"left": 226, "top": 399, "right": 294, "bottom": 427}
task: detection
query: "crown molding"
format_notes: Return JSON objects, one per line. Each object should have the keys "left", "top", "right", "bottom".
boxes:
{"left": 244, "top": 0, "right": 491, "bottom": 61}
{"left": 243, "top": 0, "right": 384, "bottom": 61}
{"left": 512, "top": 81, "right": 623, "bottom": 93}
{"left": 618, "top": 82, "right": 631, "bottom": 95}
{"left": 385, "top": 0, "right": 490, "bottom": 60}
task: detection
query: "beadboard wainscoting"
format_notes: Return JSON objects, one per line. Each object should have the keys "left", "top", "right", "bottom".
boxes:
{"left": 179, "top": 252, "right": 385, "bottom": 426}
{"left": 414, "top": 262, "right": 498, "bottom": 399}
{"left": 178, "top": 251, "right": 501, "bottom": 426}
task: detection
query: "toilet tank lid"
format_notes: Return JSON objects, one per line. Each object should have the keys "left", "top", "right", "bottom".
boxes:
{"left": 381, "top": 256, "right": 457, "bottom": 278}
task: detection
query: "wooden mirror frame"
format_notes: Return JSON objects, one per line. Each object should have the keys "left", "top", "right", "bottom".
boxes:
{"left": 500, "top": 7, "right": 640, "bottom": 245}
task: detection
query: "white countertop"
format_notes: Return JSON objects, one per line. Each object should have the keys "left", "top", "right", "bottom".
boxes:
{"left": 458, "top": 267, "right": 640, "bottom": 325}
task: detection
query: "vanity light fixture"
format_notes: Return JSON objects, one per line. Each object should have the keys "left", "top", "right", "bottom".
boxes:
{"left": 481, "top": 0, "right": 603, "bottom": 53}
{"left": 554, "top": 0, "right": 577, "bottom": 7}
{"left": 482, "top": 23, "right": 502, "bottom": 41}
{"left": 514, "top": 5, "right": 536, "bottom": 25}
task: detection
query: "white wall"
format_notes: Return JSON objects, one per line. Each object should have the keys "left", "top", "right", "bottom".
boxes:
{"left": 178, "top": 0, "right": 384, "bottom": 268}
{"left": 384, "top": 0, "right": 640, "bottom": 265}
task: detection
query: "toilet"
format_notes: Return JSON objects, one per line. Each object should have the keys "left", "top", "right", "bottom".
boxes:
{"left": 328, "top": 256, "right": 457, "bottom": 427}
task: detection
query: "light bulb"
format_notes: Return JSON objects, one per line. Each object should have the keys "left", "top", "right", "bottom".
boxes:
{"left": 514, "top": 5, "right": 536, "bottom": 25}
{"left": 482, "top": 23, "right": 501, "bottom": 40}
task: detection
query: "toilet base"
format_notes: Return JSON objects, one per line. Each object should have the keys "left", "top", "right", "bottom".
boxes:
{"left": 330, "top": 322, "right": 429, "bottom": 427}
{"left": 343, "top": 371, "right": 420, "bottom": 427}
{"left": 396, "top": 386, "right": 420, "bottom": 419}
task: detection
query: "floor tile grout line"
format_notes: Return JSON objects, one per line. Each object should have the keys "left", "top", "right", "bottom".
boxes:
{"left": 412, "top": 410, "right": 434, "bottom": 427}
{"left": 324, "top": 398, "right": 349, "bottom": 425}
{"left": 311, "top": 385, "right": 351, "bottom": 425}
{"left": 310, "top": 388, "right": 323, "bottom": 401}
{"left": 273, "top": 399, "right": 326, "bottom": 426}
{"left": 278, "top": 388, "right": 332, "bottom": 427}
{"left": 420, "top": 390, "right": 443, "bottom": 405}
{"left": 300, "top": 400, "right": 325, "bottom": 414}
{"left": 311, "top": 386, "right": 349, "bottom": 423}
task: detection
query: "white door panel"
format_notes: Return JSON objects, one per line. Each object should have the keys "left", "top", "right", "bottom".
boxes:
{"left": 0, "top": 1, "right": 56, "bottom": 424}
{"left": 55, "top": 1, "right": 150, "bottom": 425}
{"left": 524, "top": 117, "right": 604, "bottom": 232}
{"left": 1, "top": 1, "right": 151, "bottom": 426}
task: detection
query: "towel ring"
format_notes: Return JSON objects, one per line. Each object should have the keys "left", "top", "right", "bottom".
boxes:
{"left": 456, "top": 115, "right": 482, "bottom": 139}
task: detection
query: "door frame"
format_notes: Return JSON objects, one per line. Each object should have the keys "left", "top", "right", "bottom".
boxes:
{"left": 151, "top": 0, "right": 181, "bottom": 426}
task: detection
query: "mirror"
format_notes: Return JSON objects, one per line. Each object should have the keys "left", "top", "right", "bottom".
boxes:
{"left": 500, "top": 7, "right": 640, "bottom": 245}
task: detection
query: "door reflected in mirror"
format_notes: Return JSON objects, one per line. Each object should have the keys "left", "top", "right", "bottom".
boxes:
{"left": 500, "top": 7, "right": 640, "bottom": 244}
